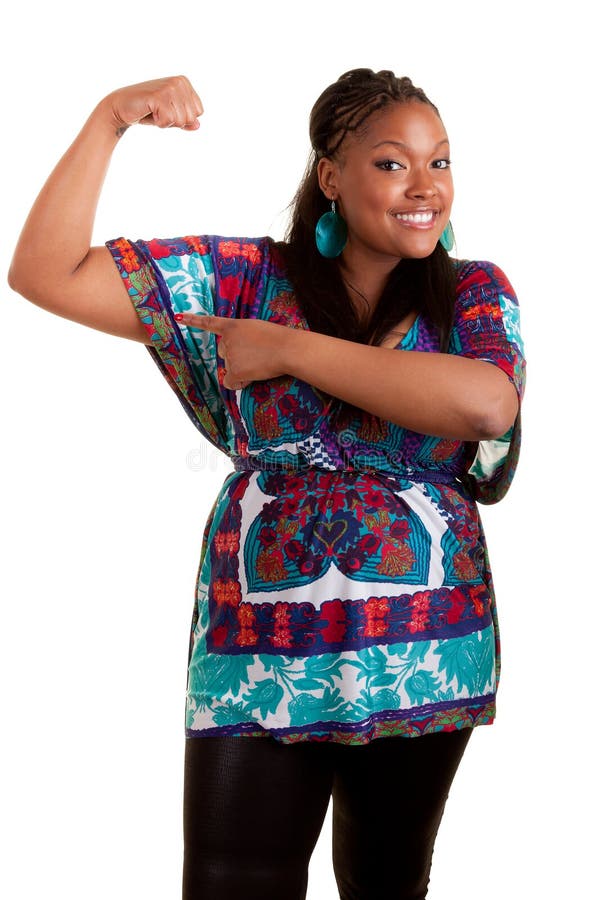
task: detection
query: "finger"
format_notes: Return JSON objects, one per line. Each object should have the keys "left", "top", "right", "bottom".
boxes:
{"left": 223, "top": 375, "right": 247, "bottom": 391}
{"left": 168, "top": 97, "right": 185, "bottom": 128}
{"left": 183, "top": 97, "right": 200, "bottom": 129}
{"left": 182, "top": 106, "right": 201, "bottom": 131}
{"left": 190, "top": 90, "right": 204, "bottom": 117}
{"left": 175, "top": 313, "right": 222, "bottom": 333}
{"left": 162, "top": 96, "right": 187, "bottom": 129}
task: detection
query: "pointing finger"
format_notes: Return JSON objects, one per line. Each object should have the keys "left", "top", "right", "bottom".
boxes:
{"left": 174, "top": 313, "right": 222, "bottom": 333}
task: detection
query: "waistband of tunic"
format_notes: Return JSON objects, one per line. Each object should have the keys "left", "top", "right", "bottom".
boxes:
{"left": 231, "top": 456, "right": 465, "bottom": 488}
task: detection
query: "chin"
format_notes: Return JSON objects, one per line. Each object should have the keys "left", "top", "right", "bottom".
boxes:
{"left": 398, "top": 240, "right": 440, "bottom": 260}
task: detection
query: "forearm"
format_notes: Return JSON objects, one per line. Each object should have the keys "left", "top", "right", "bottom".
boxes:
{"left": 8, "top": 96, "right": 123, "bottom": 292}
{"left": 284, "top": 327, "right": 512, "bottom": 441}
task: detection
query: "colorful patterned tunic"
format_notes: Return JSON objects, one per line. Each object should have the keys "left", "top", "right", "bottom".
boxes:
{"left": 105, "top": 234, "right": 526, "bottom": 746}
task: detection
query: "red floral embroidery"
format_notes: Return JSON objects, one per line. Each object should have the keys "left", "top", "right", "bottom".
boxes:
{"left": 237, "top": 629, "right": 259, "bottom": 647}
{"left": 446, "top": 587, "right": 469, "bottom": 624}
{"left": 452, "top": 549, "right": 478, "bottom": 580}
{"left": 364, "top": 596, "right": 391, "bottom": 617}
{"left": 241, "top": 243, "right": 262, "bottom": 265}
{"left": 218, "top": 240, "right": 241, "bottom": 258}
{"left": 256, "top": 547, "right": 288, "bottom": 583}
{"left": 271, "top": 630, "right": 293, "bottom": 648}
{"left": 271, "top": 603, "right": 293, "bottom": 649}
{"left": 364, "top": 618, "right": 389, "bottom": 638}
{"left": 238, "top": 604, "right": 257, "bottom": 628}
{"left": 462, "top": 301, "right": 504, "bottom": 323}
{"left": 281, "top": 496, "right": 300, "bottom": 516}
{"left": 407, "top": 612, "right": 429, "bottom": 634}
{"left": 468, "top": 584, "right": 488, "bottom": 617}
{"left": 145, "top": 238, "right": 173, "bottom": 260}
{"left": 377, "top": 543, "right": 415, "bottom": 577}
{"left": 213, "top": 578, "right": 242, "bottom": 607}
{"left": 219, "top": 274, "right": 243, "bottom": 302}
{"left": 364, "top": 596, "right": 391, "bottom": 638}
{"left": 214, "top": 530, "right": 240, "bottom": 555}
{"left": 410, "top": 592, "right": 431, "bottom": 613}
{"left": 114, "top": 238, "right": 141, "bottom": 273}
{"left": 235, "top": 604, "right": 259, "bottom": 647}
{"left": 184, "top": 235, "right": 209, "bottom": 255}
{"left": 407, "top": 590, "right": 431, "bottom": 633}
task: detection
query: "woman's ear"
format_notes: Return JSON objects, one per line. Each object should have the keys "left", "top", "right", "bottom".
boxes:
{"left": 317, "top": 156, "right": 338, "bottom": 200}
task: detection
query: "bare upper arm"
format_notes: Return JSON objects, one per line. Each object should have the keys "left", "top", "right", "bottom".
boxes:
{"left": 8, "top": 245, "right": 153, "bottom": 345}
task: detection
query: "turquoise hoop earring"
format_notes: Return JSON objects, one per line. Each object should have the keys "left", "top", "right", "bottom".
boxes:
{"left": 440, "top": 220, "right": 455, "bottom": 252}
{"left": 315, "top": 200, "right": 348, "bottom": 258}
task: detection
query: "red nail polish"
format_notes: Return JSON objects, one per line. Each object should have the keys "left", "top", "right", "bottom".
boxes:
{"left": 174, "top": 314, "right": 184, "bottom": 321}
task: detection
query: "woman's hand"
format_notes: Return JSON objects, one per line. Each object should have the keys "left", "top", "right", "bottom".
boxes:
{"left": 105, "top": 75, "right": 204, "bottom": 133}
{"left": 176, "top": 314, "right": 299, "bottom": 390}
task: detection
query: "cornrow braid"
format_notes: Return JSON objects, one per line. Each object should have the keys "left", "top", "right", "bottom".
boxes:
{"left": 310, "top": 68, "right": 439, "bottom": 160}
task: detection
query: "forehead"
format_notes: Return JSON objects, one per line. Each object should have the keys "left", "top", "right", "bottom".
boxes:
{"left": 345, "top": 101, "right": 448, "bottom": 157}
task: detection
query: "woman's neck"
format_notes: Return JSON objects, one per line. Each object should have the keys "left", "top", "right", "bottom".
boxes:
{"left": 338, "top": 242, "right": 400, "bottom": 319}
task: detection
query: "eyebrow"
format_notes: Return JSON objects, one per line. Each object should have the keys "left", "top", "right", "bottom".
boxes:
{"left": 371, "top": 139, "right": 450, "bottom": 151}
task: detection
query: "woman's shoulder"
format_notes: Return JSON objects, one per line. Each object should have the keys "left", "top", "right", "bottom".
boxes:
{"left": 139, "top": 234, "right": 276, "bottom": 265}
{"left": 451, "top": 257, "right": 518, "bottom": 303}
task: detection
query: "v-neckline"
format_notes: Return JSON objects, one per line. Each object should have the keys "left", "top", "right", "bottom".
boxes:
{"left": 391, "top": 313, "right": 421, "bottom": 349}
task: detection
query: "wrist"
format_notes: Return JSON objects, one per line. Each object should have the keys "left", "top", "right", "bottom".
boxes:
{"left": 87, "top": 95, "right": 130, "bottom": 144}
{"left": 279, "top": 325, "right": 314, "bottom": 381}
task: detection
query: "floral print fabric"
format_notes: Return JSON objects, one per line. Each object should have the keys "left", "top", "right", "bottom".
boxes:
{"left": 105, "top": 234, "right": 526, "bottom": 745}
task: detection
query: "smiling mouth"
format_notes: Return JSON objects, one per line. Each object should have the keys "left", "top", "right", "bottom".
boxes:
{"left": 393, "top": 210, "right": 438, "bottom": 227}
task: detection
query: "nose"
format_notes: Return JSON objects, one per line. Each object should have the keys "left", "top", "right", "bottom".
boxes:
{"left": 406, "top": 167, "right": 437, "bottom": 199}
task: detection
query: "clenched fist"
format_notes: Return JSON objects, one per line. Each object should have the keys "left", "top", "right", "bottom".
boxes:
{"left": 104, "top": 75, "right": 204, "bottom": 133}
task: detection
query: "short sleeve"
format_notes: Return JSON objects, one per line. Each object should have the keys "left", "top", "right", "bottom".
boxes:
{"left": 449, "top": 260, "right": 527, "bottom": 504}
{"left": 105, "top": 235, "right": 267, "bottom": 456}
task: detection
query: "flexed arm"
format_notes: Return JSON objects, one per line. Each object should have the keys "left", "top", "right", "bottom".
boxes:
{"left": 7, "top": 76, "right": 203, "bottom": 343}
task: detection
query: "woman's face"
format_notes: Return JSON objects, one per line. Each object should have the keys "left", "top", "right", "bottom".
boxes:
{"left": 318, "top": 100, "right": 454, "bottom": 264}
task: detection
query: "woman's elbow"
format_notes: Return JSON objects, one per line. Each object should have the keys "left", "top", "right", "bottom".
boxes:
{"left": 477, "top": 386, "right": 519, "bottom": 440}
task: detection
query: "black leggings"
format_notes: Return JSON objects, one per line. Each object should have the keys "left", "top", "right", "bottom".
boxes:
{"left": 182, "top": 727, "right": 473, "bottom": 900}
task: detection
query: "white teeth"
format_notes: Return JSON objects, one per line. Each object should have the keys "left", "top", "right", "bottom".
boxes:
{"left": 395, "top": 211, "right": 435, "bottom": 223}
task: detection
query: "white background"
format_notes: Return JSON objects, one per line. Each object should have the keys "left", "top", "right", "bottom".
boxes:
{"left": 2, "top": 1, "right": 597, "bottom": 897}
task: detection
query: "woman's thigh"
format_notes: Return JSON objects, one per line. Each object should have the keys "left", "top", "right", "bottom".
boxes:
{"left": 331, "top": 727, "right": 474, "bottom": 900}
{"left": 182, "top": 735, "right": 335, "bottom": 900}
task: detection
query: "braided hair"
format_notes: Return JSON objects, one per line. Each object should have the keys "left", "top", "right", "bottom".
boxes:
{"left": 311, "top": 68, "right": 439, "bottom": 160}
{"left": 275, "top": 68, "right": 456, "bottom": 353}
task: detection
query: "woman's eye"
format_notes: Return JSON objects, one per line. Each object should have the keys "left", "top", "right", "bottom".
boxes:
{"left": 375, "top": 160, "right": 404, "bottom": 171}
{"left": 433, "top": 159, "right": 452, "bottom": 169}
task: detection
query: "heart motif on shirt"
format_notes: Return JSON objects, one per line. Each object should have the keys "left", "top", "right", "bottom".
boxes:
{"left": 313, "top": 520, "right": 348, "bottom": 551}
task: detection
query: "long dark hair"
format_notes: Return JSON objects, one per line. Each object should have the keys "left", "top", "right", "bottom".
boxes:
{"left": 275, "top": 68, "right": 456, "bottom": 352}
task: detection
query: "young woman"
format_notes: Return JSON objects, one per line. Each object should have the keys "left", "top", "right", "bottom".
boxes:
{"left": 8, "top": 68, "right": 526, "bottom": 899}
